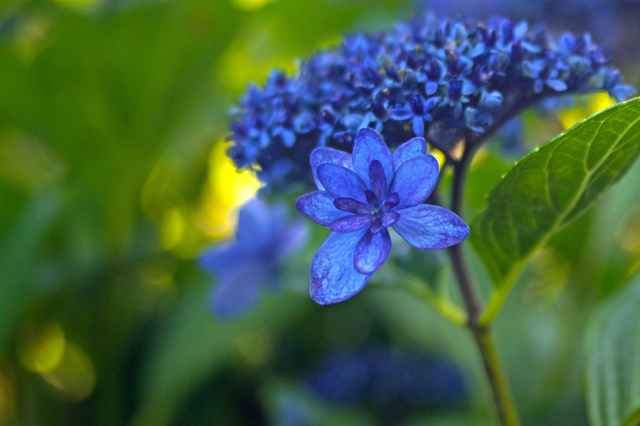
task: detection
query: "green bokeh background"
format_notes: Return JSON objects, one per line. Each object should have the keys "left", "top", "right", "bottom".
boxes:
{"left": 1, "top": 0, "right": 640, "bottom": 424}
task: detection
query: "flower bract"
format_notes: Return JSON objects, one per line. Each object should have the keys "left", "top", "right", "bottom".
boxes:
{"left": 296, "top": 128, "right": 468, "bottom": 305}
{"left": 200, "top": 199, "right": 308, "bottom": 319}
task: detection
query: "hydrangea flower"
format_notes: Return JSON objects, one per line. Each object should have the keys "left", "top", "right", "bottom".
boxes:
{"left": 306, "top": 347, "right": 467, "bottom": 410}
{"left": 200, "top": 199, "right": 308, "bottom": 319}
{"left": 228, "top": 13, "right": 635, "bottom": 192}
{"left": 296, "top": 128, "right": 468, "bottom": 305}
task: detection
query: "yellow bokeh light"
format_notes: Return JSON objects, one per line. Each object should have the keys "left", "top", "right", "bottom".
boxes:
{"left": 559, "top": 92, "right": 616, "bottom": 130}
{"left": 41, "top": 343, "right": 97, "bottom": 402}
{"left": 160, "top": 207, "right": 186, "bottom": 251}
{"left": 51, "top": 0, "right": 101, "bottom": 10}
{"left": 18, "top": 321, "right": 66, "bottom": 375}
{"left": 231, "top": 0, "right": 277, "bottom": 12}
{"left": 195, "top": 141, "right": 262, "bottom": 239}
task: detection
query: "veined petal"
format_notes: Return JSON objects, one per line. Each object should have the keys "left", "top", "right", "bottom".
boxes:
{"left": 393, "top": 137, "right": 428, "bottom": 170}
{"left": 328, "top": 215, "right": 371, "bottom": 233}
{"left": 388, "top": 155, "right": 439, "bottom": 209}
{"left": 369, "top": 160, "right": 388, "bottom": 201}
{"left": 392, "top": 204, "right": 469, "bottom": 249}
{"left": 354, "top": 228, "right": 392, "bottom": 274}
{"left": 296, "top": 191, "right": 351, "bottom": 226}
{"left": 311, "top": 228, "right": 372, "bottom": 305}
{"left": 310, "top": 147, "right": 354, "bottom": 191}
{"left": 317, "top": 164, "right": 368, "bottom": 202}
{"left": 333, "top": 197, "right": 371, "bottom": 214}
{"left": 353, "top": 128, "right": 394, "bottom": 190}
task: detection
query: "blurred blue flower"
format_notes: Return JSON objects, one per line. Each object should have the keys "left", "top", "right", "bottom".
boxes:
{"left": 228, "top": 12, "right": 635, "bottom": 192}
{"left": 200, "top": 199, "right": 309, "bottom": 319}
{"left": 306, "top": 347, "right": 467, "bottom": 412}
{"left": 295, "top": 128, "right": 468, "bottom": 305}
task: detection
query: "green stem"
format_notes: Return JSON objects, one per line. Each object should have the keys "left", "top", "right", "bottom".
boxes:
{"left": 446, "top": 142, "right": 521, "bottom": 426}
{"left": 473, "top": 329, "right": 521, "bottom": 426}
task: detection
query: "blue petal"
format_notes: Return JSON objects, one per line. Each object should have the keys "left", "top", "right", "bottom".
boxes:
{"left": 311, "top": 228, "right": 372, "bottom": 305}
{"left": 310, "top": 147, "right": 353, "bottom": 191}
{"left": 328, "top": 215, "right": 371, "bottom": 233}
{"left": 392, "top": 205, "right": 469, "bottom": 249}
{"left": 235, "top": 199, "right": 275, "bottom": 248}
{"left": 354, "top": 228, "right": 392, "bottom": 274}
{"left": 546, "top": 79, "right": 568, "bottom": 92}
{"left": 388, "top": 155, "right": 440, "bottom": 209}
{"left": 210, "top": 262, "right": 272, "bottom": 319}
{"left": 382, "top": 211, "right": 399, "bottom": 228}
{"left": 296, "top": 191, "right": 350, "bottom": 226}
{"left": 389, "top": 108, "right": 414, "bottom": 120}
{"left": 369, "top": 160, "right": 388, "bottom": 201}
{"left": 412, "top": 116, "right": 425, "bottom": 137}
{"left": 425, "top": 81, "right": 438, "bottom": 95}
{"left": 353, "top": 128, "right": 395, "bottom": 191}
{"left": 317, "top": 163, "right": 368, "bottom": 203}
{"left": 281, "top": 129, "right": 296, "bottom": 148}
{"left": 393, "top": 137, "right": 428, "bottom": 170}
{"left": 334, "top": 197, "right": 371, "bottom": 214}
{"left": 200, "top": 244, "right": 250, "bottom": 277}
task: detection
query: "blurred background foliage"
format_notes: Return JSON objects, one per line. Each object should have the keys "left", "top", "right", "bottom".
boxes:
{"left": 1, "top": 0, "right": 640, "bottom": 424}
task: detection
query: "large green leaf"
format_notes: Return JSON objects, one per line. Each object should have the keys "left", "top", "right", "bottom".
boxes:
{"left": 585, "top": 275, "right": 640, "bottom": 426}
{"left": 471, "top": 97, "right": 640, "bottom": 289}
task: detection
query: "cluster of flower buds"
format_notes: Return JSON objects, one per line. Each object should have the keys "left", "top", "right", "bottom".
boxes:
{"left": 228, "top": 13, "right": 635, "bottom": 191}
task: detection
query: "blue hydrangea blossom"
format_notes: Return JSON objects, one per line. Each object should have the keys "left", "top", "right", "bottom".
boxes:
{"left": 296, "top": 128, "right": 468, "bottom": 305}
{"left": 200, "top": 199, "right": 308, "bottom": 319}
{"left": 306, "top": 347, "right": 467, "bottom": 409}
{"left": 229, "top": 13, "right": 635, "bottom": 192}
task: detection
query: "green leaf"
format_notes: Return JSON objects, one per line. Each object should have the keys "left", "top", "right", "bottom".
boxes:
{"left": 470, "top": 97, "right": 640, "bottom": 289}
{"left": 585, "top": 275, "right": 640, "bottom": 426}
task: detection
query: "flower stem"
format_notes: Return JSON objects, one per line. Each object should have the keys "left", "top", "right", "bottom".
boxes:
{"left": 446, "top": 142, "right": 521, "bottom": 426}
{"left": 447, "top": 244, "right": 521, "bottom": 426}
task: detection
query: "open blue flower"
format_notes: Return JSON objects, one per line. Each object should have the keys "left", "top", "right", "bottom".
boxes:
{"left": 295, "top": 128, "right": 469, "bottom": 305}
{"left": 200, "top": 199, "right": 309, "bottom": 319}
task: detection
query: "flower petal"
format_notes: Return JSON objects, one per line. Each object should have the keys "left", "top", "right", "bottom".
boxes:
{"left": 311, "top": 228, "right": 372, "bottom": 305}
{"left": 333, "top": 197, "right": 371, "bottom": 214}
{"left": 369, "top": 160, "right": 388, "bottom": 201}
{"left": 393, "top": 137, "right": 428, "bottom": 169}
{"left": 210, "top": 262, "right": 272, "bottom": 320}
{"left": 310, "top": 147, "right": 354, "bottom": 191}
{"left": 392, "top": 204, "right": 469, "bottom": 250}
{"left": 235, "top": 199, "right": 275, "bottom": 247}
{"left": 200, "top": 244, "right": 250, "bottom": 276}
{"left": 328, "top": 215, "right": 371, "bottom": 233}
{"left": 296, "top": 191, "right": 351, "bottom": 226}
{"left": 388, "top": 155, "right": 440, "bottom": 209}
{"left": 353, "top": 128, "right": 394, "bottom": 191}
{"left": 354, "top": 228, "right": 392, "bottom": 274}
{"left": 317, "top": 163, "right": 368, "bottom": 202}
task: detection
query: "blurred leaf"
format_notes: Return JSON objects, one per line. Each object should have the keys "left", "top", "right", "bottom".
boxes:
{"left": 132, "top": 281, "right": 307, "bottom": 426}
{"left": 585, "top": 274, "right": 640, "bottom": 426}
{"left": 394, "top": 249, "right": 445, "bottom": 292}
{"left": 470, "top": 97, "right": 640, "bottom": 289}
{"left": 0, "top": 187, "right": 63, "bottom": 350}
